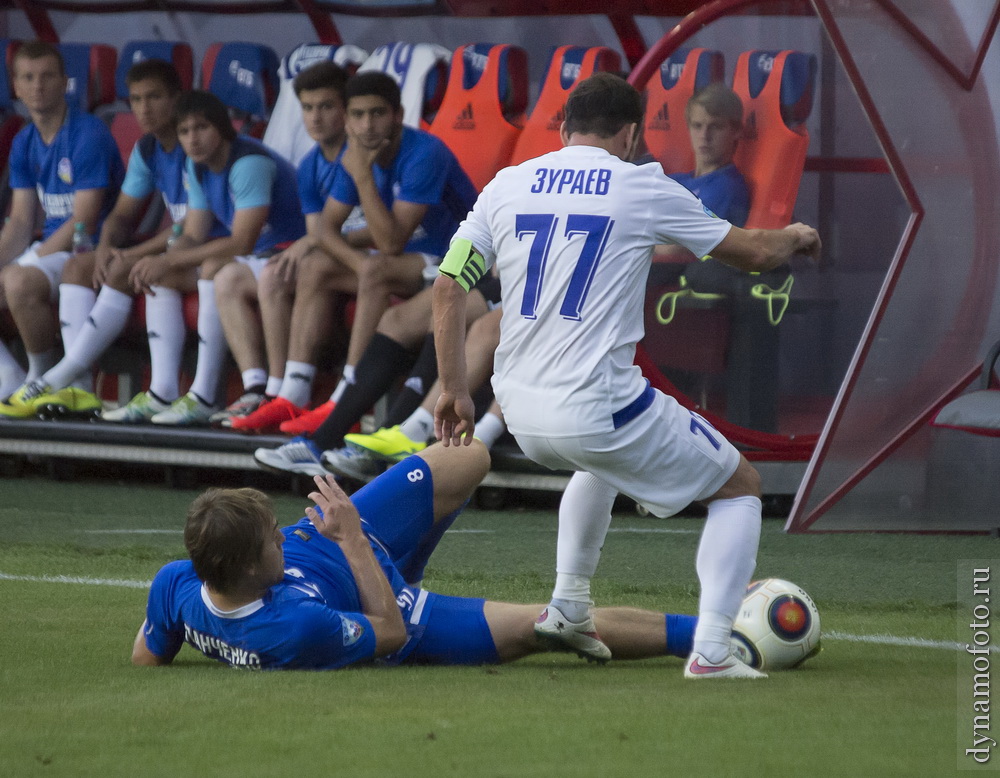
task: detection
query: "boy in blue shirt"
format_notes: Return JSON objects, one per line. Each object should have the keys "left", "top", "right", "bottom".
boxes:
{"left": 208, "top": 61, "right": 358, "bottom": 429}
{"left": 0, "top": 42, "right": 124, "bottom": 411}
{"left": 231, "top": 71, "right": 478, "bottom": 435}
{"left": 0, "top": 59, "right": 196, "bottom": 420}
{"left": 132, "top": 442, "right": 698, "bottom": 670}
{"left": 117, "top": 90, "right": 305, "bottom": 425}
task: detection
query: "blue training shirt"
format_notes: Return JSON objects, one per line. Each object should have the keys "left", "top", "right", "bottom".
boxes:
{"left": 185, "top": 136, "right": 306, "bottom": 253}
{"left": 143, "top": 518, "right": 430, "bottom": 671}
{"left": 670, "top": 163, "right": 750, "bottom": 228}
{"left": 121, "top": 135, "right": 189, "bottom": 225}
{"left": 297, "top": 144, "right": 350, "bottom": 216}
{"left": 9, "top": 110, "right": 125, "bottom": 239}
{"left": 328, "top": 126, "right": 477, "bottom": 257}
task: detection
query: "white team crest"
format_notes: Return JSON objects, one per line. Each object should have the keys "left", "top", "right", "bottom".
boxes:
{"left": 57, "top": 157, "right": 73, "bottom": 184}
{"left": 340, "top": 615, "right": 365, "bottom": 646}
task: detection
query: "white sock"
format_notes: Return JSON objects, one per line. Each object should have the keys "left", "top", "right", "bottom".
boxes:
{"left": 241, "top": 368, "right": 267, "bottom": 393}
{"left": 0, "top": 340, "right": 26, "bottom": 397}
{"left": 277, "top": 360, "right": 315, "bottom": 407}
{"left": 692, "top": 495, "right": 762, "bottom": 663}
{"left": 58, "top": 283, "right": 97, "bottom": 354}
{"left": 265, "top": 375, "right": 283, "bottom": 397}
{"left": 44, "top": 286, "right": 133, "bottom": 391}
{"left": 27, "top": 348, "right": 60, "bottom": 382}
{"left": 188, "top": 280, "right": 228, "bottom": 405}
{"left": 145, "top": 286, "right": 185, "bottom": 402}
{"left": 551, "top": 471, "right": 617, "bottom": 610}
{"left": 473, "top": 411, "right": 505, "bottom": 449}
{"left": 329, "top": 367, "right": 355, "bottom": 403}
{"left": 400, "top": 406, "right": 434, "bottom": 443}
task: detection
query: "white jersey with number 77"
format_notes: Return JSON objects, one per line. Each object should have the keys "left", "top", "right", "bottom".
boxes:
{"left": 452, "top": 144, "right": 733, "bottom": 439}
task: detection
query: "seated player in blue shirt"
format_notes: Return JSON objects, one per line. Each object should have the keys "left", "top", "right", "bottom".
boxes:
{"left": 661, "top": 83, "right": 786, "bottom": 432}
{"left": 0, "top": 42, "right": 125, "bottom": 411}
{"left": 0, "top": 59, "right": 195, "bottom": 422}
{"left": 229, "top": 70, "right": 480, "bottom": 435}
{"left": 118, "top": 90, "right": 306, "bottom": 426}
{"left": 208, "top": 61, "right": 360, "bottom": 429}
{"left": 133, "top": 442, "right": 698, "bottom": 670}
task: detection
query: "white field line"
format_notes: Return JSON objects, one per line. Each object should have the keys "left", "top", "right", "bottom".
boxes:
{"left": 0, "top": 570, "right": 992, "bottom": 653}
{"left": 825, "top": 630, "right": 1000, "bottom": 653}
{"left": 0, "top": 572, "right": 152, "bottom": 589}
{"left": 76, "top": 526, "right": 700, "bottom": 536}
{"left": 83, "top": 529, "right": 181, "bottom": 534}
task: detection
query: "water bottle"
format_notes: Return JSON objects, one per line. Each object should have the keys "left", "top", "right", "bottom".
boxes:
{"left": 167, "top": 222, "right": 183, "bottom": 250}
{"left": 72, "top": 222, "right": 93, "bottom": 255}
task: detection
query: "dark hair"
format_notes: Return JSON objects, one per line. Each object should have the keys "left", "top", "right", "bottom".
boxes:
{"left": 345, "top": 71, "right": 401, "bottom": 112}
{"left": 13, "top": 41, "right": 65, "bottom": 77}
{"left": 687, "top": 83, "right": 744, "bottom": 129}
{"left": 184, "top": 487, "right": 274, "bottom": 593}
{"left": 293, "top": 61, "right": 348, "bottom": 103}
{"left": 175, "top": 90, "right": 236, "bottom": 141}
{"left": 563, "top": 72, "right": 643, "bottom": 138}
{"left": 126, "top": 58, "right": 183, "bottom": 95}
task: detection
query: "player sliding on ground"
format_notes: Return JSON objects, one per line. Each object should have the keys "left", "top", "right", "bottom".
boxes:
{"left": 132, "top": 443, "right": 698, "bottom": 670}
{"left": 433, "top": 73, "right": 821, "bottom": 679}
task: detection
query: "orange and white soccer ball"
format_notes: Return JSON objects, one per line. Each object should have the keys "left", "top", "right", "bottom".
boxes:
{"left": 731, "top": 578, "right": 821, "bottom": 670}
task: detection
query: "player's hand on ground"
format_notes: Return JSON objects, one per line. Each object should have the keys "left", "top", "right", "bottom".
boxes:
{"left": 434, "top": 391, "right": 477, "bottom": 447}
{"left": 129, "top": 254, "right": 167, "bottom": 295}
{"left": 306, "top": 474, "right": 363, "bottom": 543}
{"left": 785, "top": 222, "right": 822, "bottom": 266}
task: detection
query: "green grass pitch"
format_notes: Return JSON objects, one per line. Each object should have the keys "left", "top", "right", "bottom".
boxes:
{"left": 0, "top": 470, "right": 992, "bottom": 776}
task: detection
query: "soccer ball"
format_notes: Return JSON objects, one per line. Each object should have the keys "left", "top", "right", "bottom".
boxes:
{"left": 730, "top": 578, "right": 821, "bottom": 671}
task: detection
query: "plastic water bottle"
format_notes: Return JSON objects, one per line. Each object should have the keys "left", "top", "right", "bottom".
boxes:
{"left": 167, "top": 222, "right": 183, "bottom": 250}
{"left": 72, "top": 222, "right": 93, "bottom": 255}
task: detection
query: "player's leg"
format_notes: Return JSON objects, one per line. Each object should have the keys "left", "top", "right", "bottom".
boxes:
{"left": 334, "top": 294, "right": 496, "bottom": 470}
{"left": 483, "top": 602, "right": 697, "bottom": 663}
{"left": 150, "top": 258, "right": 234, "bottom": 425}
{"left": 685, "top": 454, "right": 765, "bottom": 678}
{"left": 350, "top": 440, "right": 490, "bottom": 585}
{"left": 343, "top": 251, "right": 424, "bottom": 376}
{"left": 40, "top": 253, "right": 135, "bottom": 394}
{"left": 2, "top": 255, "right": 63, "bottom": 381}
{"left": 414, "top": 598, "right": 696, "bottom": 665}
{"left": 532, "top": 470, "right": 618, "bottom": 662}
{"left": 235, "top": 252, "right": 352, "bottom": 432}
{"left": 210, "top": 260, "right": 272, "bottom": 425}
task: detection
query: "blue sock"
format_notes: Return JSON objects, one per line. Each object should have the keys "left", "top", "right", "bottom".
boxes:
{"left": 665, "top": 614, "right": 697, "bottom": 658}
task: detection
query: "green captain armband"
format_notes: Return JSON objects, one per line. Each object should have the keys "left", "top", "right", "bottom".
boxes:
{"left": 438, "top": 238, "right": 486, "bottom": 293}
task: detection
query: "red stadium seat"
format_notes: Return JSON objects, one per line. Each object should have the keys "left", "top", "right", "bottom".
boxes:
{"left": 59, "top": 43, "right": 117, "bottom": 113}
{"left": 428, "top": 43, "right": 528, "bottom": 192}
{"left": 508, "top": 45, "right": 620, "bottom": 166}
{"left": 732, "top": 49, "right": 817, "bottom": 229}
{"left": 642, "top": 48, "right": 725, "bottom": 175}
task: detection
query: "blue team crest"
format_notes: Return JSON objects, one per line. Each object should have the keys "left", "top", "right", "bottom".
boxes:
{"left": 58, "top": 157, "right": 73, "bottom": 184}
{"left": 340, "top": 615, "right": 365, "bottom": 646}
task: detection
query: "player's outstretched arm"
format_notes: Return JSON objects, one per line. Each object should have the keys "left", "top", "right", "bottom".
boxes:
{"left": 711, "top": 222, "right": 821, "bottom": 274}
{"left": 306, "top": 475, "right": 406, "bottom": 657}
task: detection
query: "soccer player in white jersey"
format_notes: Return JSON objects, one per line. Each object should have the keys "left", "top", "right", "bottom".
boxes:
{"left": 432, "top": 73, "right": 821, "bottom": 679}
